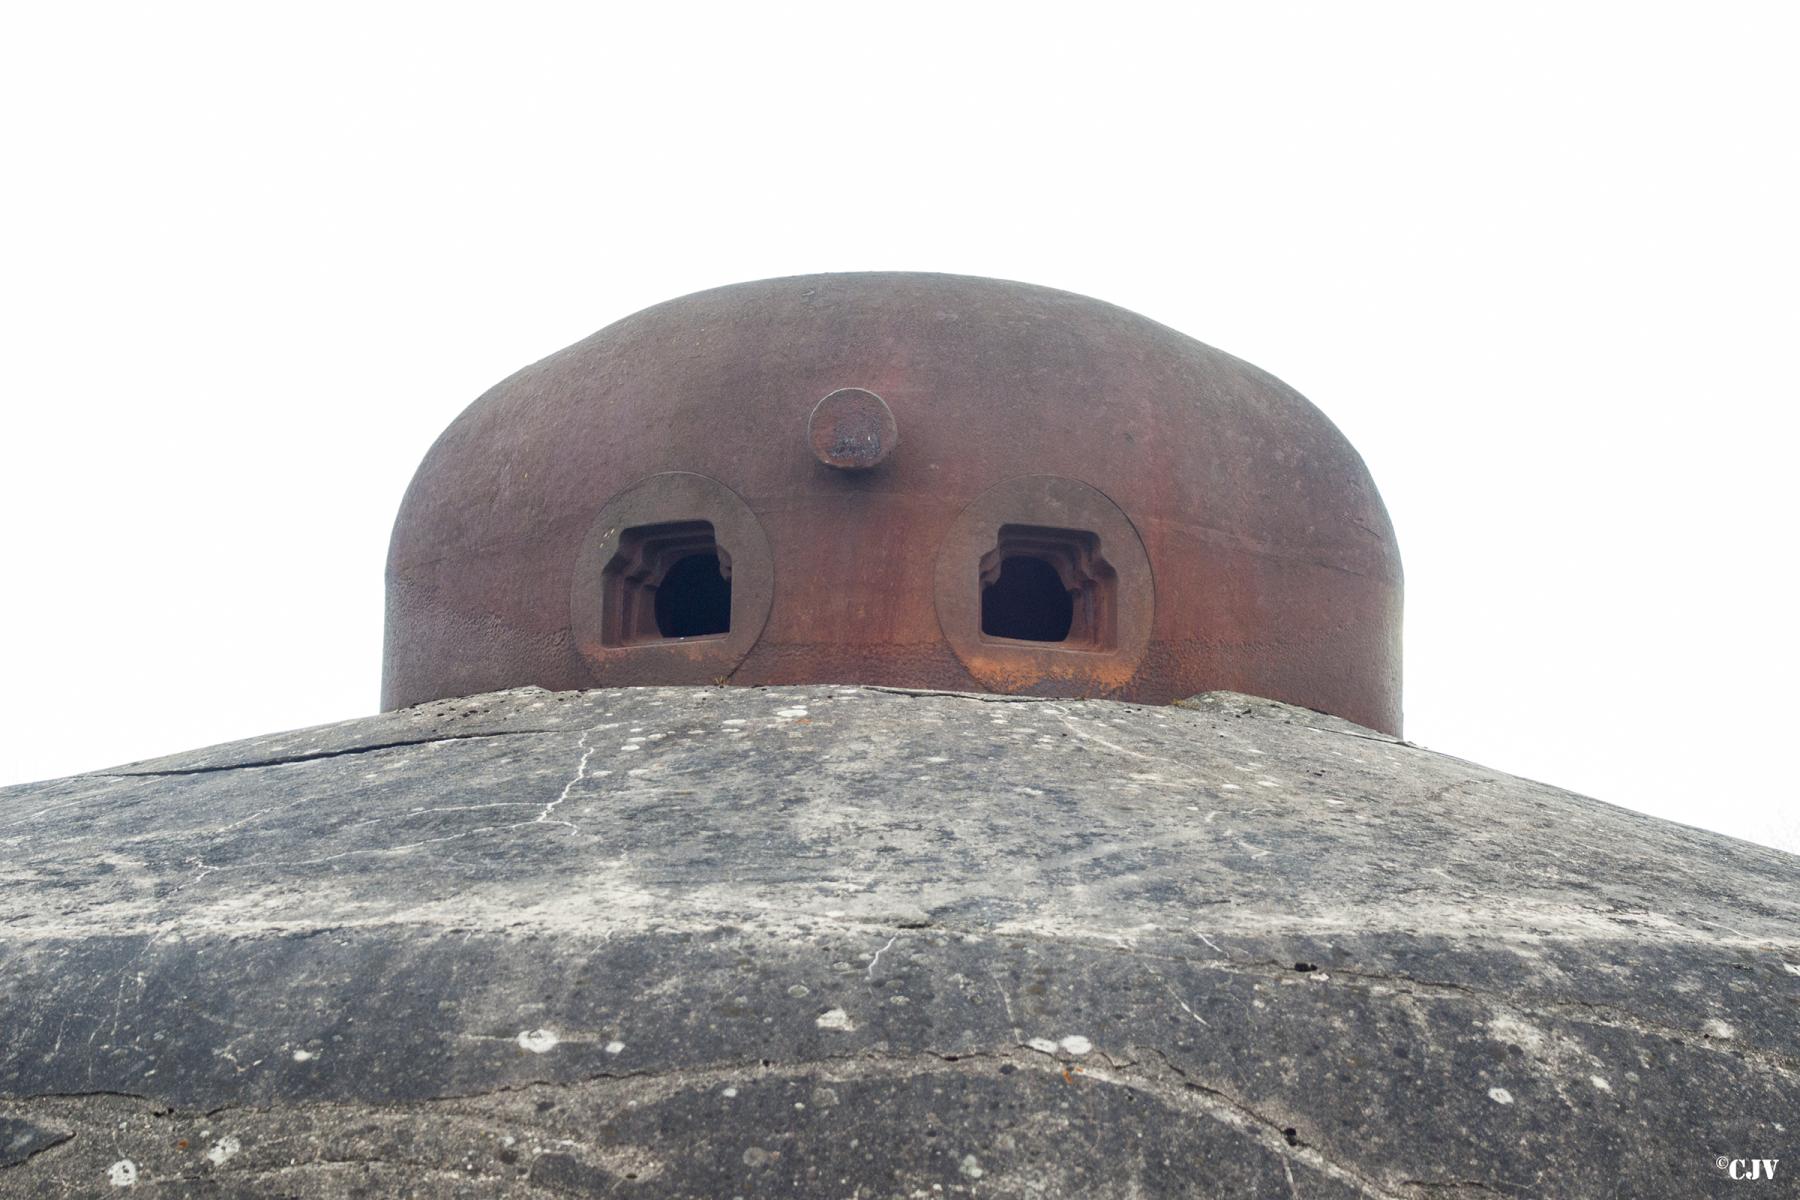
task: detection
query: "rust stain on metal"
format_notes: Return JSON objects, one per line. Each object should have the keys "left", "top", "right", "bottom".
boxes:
{"left": 384, "top": 273, "right": 1404, "bottom": 733}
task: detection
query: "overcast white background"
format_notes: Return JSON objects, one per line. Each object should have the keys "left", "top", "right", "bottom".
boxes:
{"left": 3, "top": 4, "right": 1795, "bottom": 853}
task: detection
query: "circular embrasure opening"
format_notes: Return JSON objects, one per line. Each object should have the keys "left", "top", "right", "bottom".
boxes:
{"left": 571, "top": 472, "right": 773, "bottom": 686}
{"left": 934, "top": 475, "right": 1153, "bottom": 697}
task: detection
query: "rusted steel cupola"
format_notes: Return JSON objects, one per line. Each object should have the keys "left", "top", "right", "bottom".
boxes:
{"left": 384, "top": 272, "right": 1403, "bottom": 732}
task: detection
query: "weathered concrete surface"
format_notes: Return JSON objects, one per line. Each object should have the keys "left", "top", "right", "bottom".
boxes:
{"left": 0, "top": 685, "right": 1795, "bottom": 1197}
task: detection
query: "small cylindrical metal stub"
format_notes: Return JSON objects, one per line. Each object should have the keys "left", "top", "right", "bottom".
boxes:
{"left": 808, "top": 387, "right": 898, "bottom": 469}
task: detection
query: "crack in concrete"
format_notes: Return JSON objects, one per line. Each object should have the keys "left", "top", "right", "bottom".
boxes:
{"left": 859, "top": 686, "right": 1053, "bottom": 704}
{"left": 2, "top": 1089, "right": 157, "bottom": 1106}
{"left": 91, "top": 729, "right": 562, "bottom": 778}
{"left": 0, "top": 1128, "right": 74, "bottom": 1172}
{"left": 1056, "top": 714, "right": 1158, "bottom": 762}
{"left": 534, "top": 729, "right": 594, "bottom": 834}
{"left": 1134, "top": 1046, "right": 1404, "bottom": 1198}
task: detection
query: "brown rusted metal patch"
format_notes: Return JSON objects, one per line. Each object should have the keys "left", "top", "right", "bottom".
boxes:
{"left": 570, "top": 473, "right": 773, "bottom": 686}
{"left": 808, "top": 388, "right": 898, "bottom": 470}
{"left": 384, "top": 273, "right": 1404, "bottom": 732}
{"left": 934, "top": 475, "right": 1153, "bottom": 698}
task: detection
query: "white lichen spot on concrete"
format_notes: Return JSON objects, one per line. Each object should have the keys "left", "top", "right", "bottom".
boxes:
{"left": 1060, "top": 1035, "right": 1093, "bottom": 1055}
{"left": 1025, "top": 1037, "right": 1059, "bottom": 1055}
{"left": 1704, "top": 1019, "right": 1736, "bottom": 1039}
{"left": 1590, "top": 1075, "right": 1612, "bottom": 1092}
{"left": 816, "top": 1008, "right": 855, "bottom": 1031}
{"left": 960, "top": 1154, "right": 985, "bottom": 1179}
{"left": 1488, "top": 1087, "right": 1515, "bottom": 1105}
{"left": 721, "top": 719, "right": 747, "bottom": 726}
{"left": 1784, "top": 962, "right": 1800, "bottom": 976}
{"left": 1257, "top": 779, "right": 1281, "bottom": 788}
{"left": 722, "top": 1086, "right": 738, "bottom": 1098}
{"left": 775, "top": 707, "right": 809, "bottom": 719}
{"left": 1220, "top": 783, "right": 1241, "bottom": 791}
{"left": 292, "top": 1048, "right": 315, "bottom": 1062}
{"left": 517, "top": 1028, "right": 560, "bottom": 1053}
{"left": 108, "top": 1160, "right": 138, "bottom": 1187}
{"left": 925, "top": 756, "right": 950, "bottom": 764}
{"left": 605, "top": 1040, "right": 625, "bottom": 1055}
{"left": 788, "top": 984, "right": 810, "bottom": 998}
{"left": 206, "top": 1136, "right": 241, "bottom": 1166}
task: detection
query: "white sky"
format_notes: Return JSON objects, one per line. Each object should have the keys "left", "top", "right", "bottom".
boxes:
{"left": 3, "top": 4, "right": 1796, "bottom": 853}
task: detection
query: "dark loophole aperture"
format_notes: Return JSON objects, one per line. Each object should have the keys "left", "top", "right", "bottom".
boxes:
{"left": 655, "top": 553, "right": 732, "bottom": 638}
{"left": 982, "top": 555, "right": 1074, "bottom": 642}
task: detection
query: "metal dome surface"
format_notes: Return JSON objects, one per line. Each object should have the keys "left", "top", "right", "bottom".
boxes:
{"left": 385, "top": 274, "right": 1402, "bottom": 732}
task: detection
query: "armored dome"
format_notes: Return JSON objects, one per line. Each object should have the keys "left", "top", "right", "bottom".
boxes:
{"left": 385, "top": 273, "right": 1403, "bottom": 732}
{"left": 7, "top": 280, "right": 1794, "bottom": 1197}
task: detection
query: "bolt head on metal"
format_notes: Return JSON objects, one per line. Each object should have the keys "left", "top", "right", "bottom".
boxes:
{"left": 808, "top": 388, "right": 898, "bottom": 470}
